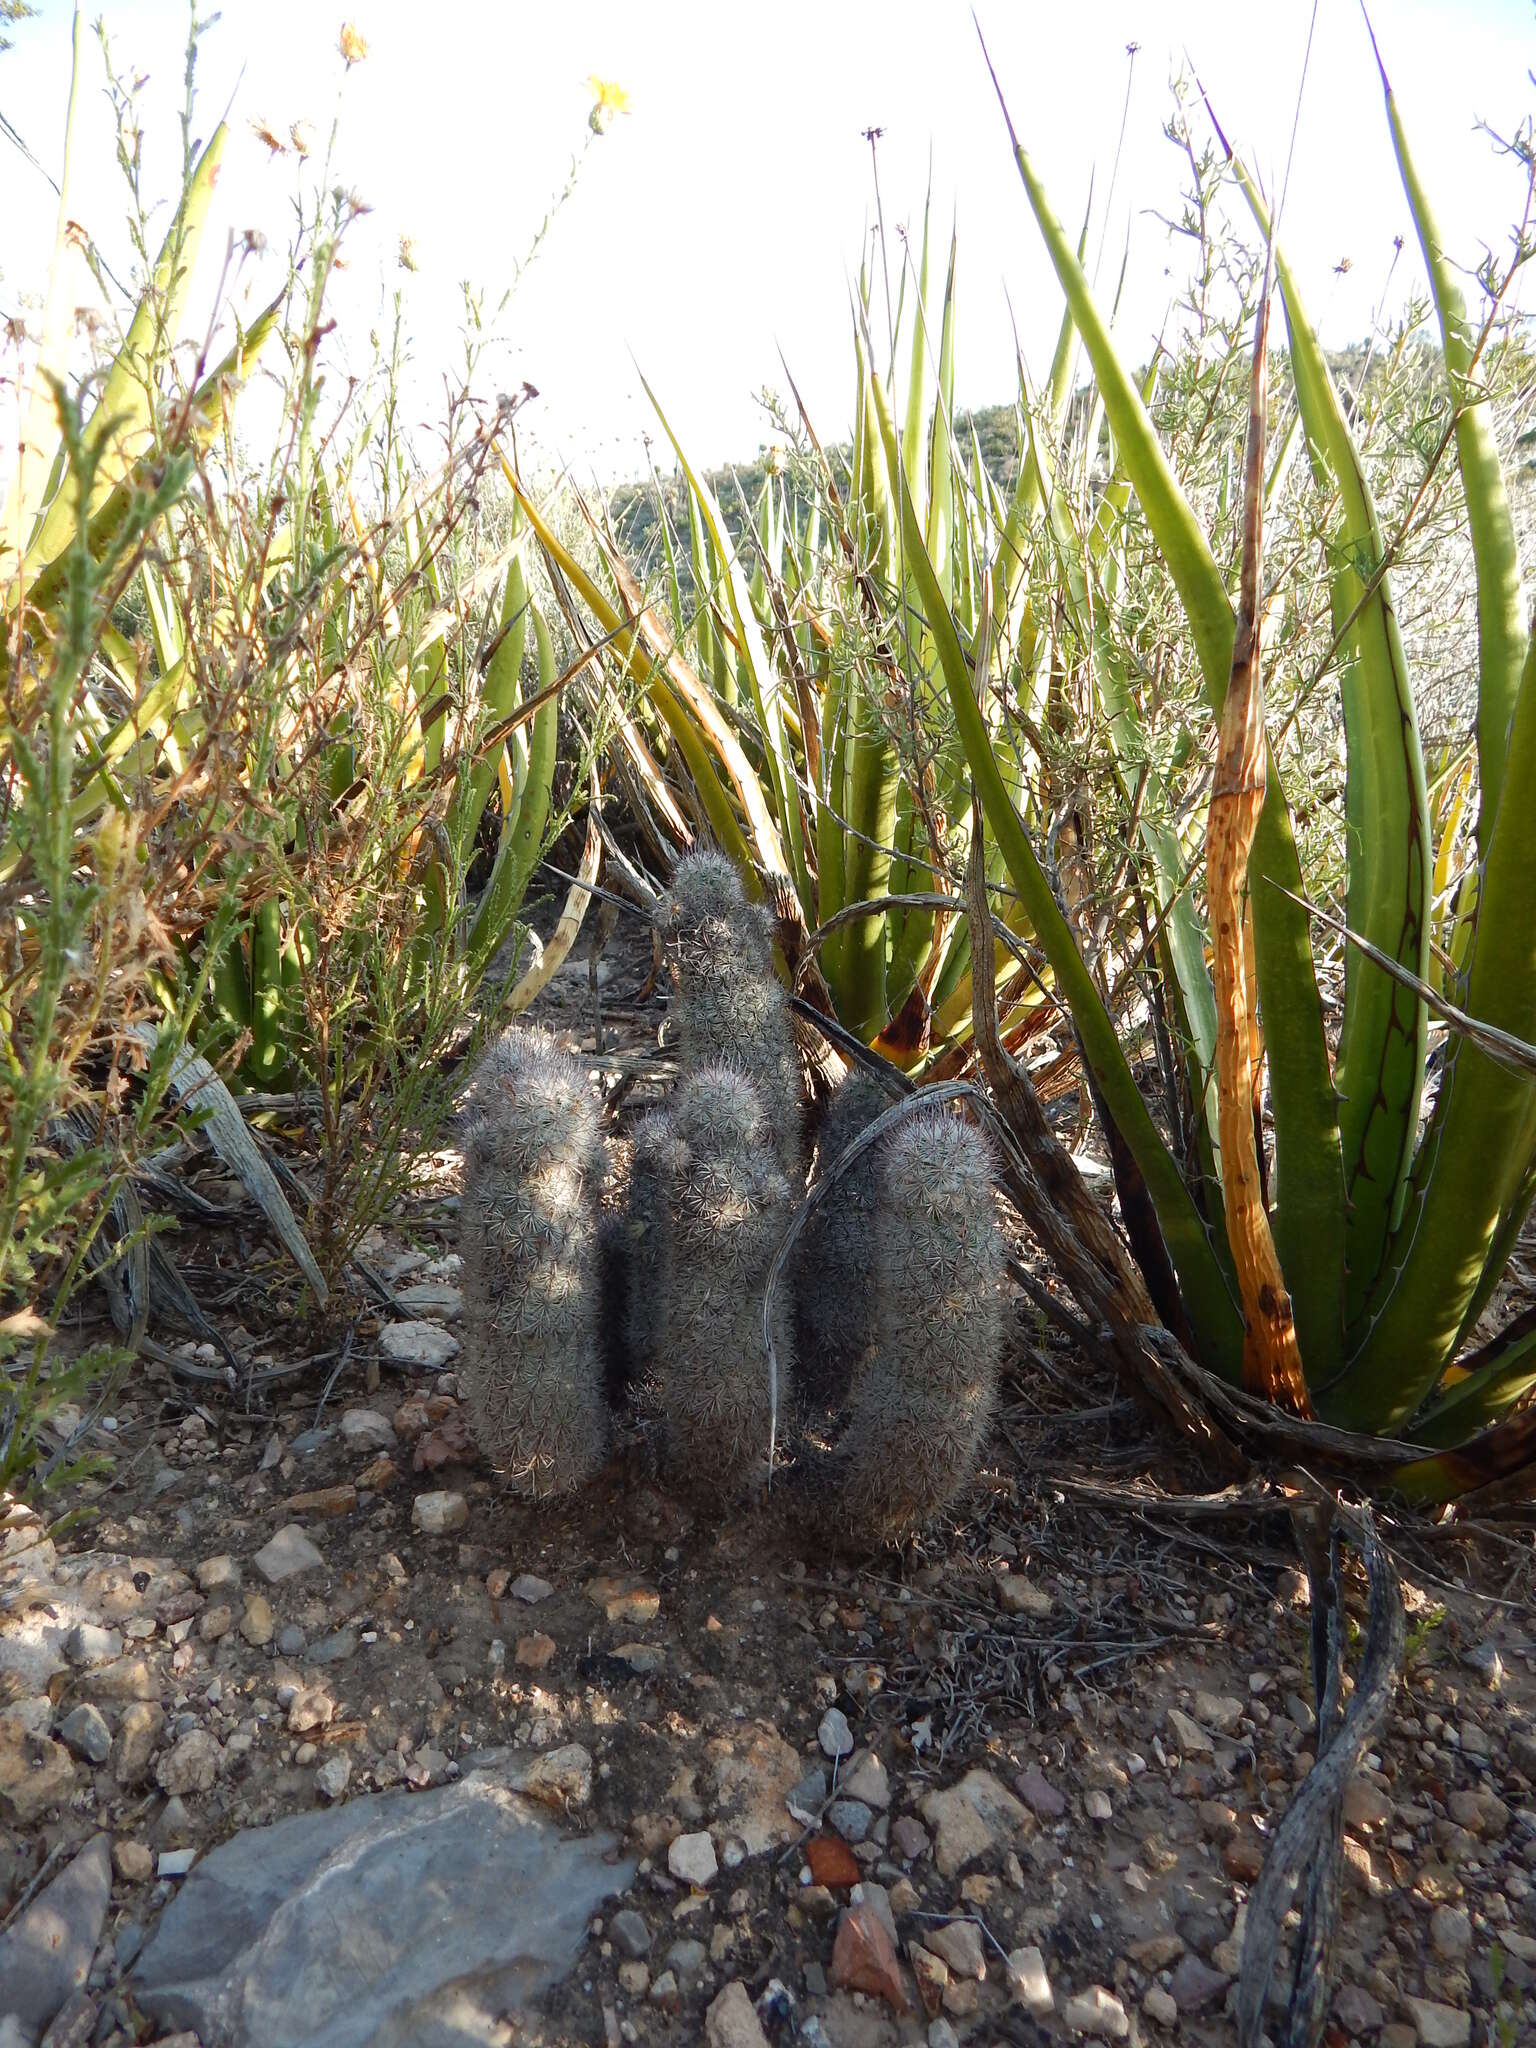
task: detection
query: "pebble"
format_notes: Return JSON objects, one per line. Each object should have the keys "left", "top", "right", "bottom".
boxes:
{"left": 817, "top": 1708, "right": 853, "bottom": 1760}
{"left": 240, "top": 1594, "right": 275, "bottom": 1647}
{"left": 1016, "top": 1765, "right": 1067, "bottom": 1821}
{"left": 195, "top": 1554, "right": 241, "bottom": 1594}
{"left": 704, "top": 1980, "right": 771, "bottom": 2048}
{"left": 1447, "top": 1785, "right": 1509, "bottom": 1838}
{"left": 829, "top": 1902, "right": 909, "bottom": 2013}
{"left": 0, "top": 1730, "right": 74, "bottom": 1822}
{"left": 412, "top": 1491, "right": 469, "bottom": 1535}
{"left": 287, "top": 1688, "right": 334, "bottom": 1734}
{"left": 393, "top": 1282, "right": 464, "bottom": 1321}
{"left": 611, "top": 1643, "right": 663, "bottom": 1675}
{"left": 827, "top": 1798, "right": 872, "bottom": 1844}
{"left": 339, "top": 1408, "right": 396, "bottom": 1452}
{"left": 919, "top": 1770, "right": 1026, "bottom": 1876}
{"left": 1006, "top": 1944, "right": 1053, "bottom": 2014}
{"left": 63, "top": 1621, "right": 121, "bottom": 1668}
{"left": 787, "top": 1765, "right": 828, "bottom": 1820}
{"left": 1429, "top": 1904, "right": 1472, "bottom": 1961}
{"left": 0, "top": 1736, "right": 79, "bottom": 1835}
{"left": 665, "top": 1938, "right": 707, "bottom": 1976}
{"left": 309, "top": 1627, "right": 359, "bottom": 1666}
{"left": 927, "top": 1919, "right": 985, "bottom": 1980}
{"left": 113, "top": 1840, "right": 154, "bottom": 1883}
{"left": 618, "top": 1961, "right": 649, "bottom": 1997}
{"left": 806, "top": 1836, "right": 860, "bottom": 1888}
{"left": 253, "top": 1525, "right": 325, "bottom": 1584}
{"left": 157, "top": 1848, "right": 197, "bottom": 1878}
{"left": 995, "top": 1572, "right": 1053, "bottom": 1618}
{"left": 1165, "top": 1707, "right": 1214, "bottom": 1757}
{"left": 1169, "top": 1952, "right": 1231, "bottom": 2015}
{"left": 1061, "top": 1985, "right": 1130, "bottom": 2039}
{"left": 910, "top": 1944, "right": 949, "bottom": 2017}
{"left": 1334, "top": 1985, "right": 1386, "bottom": 2034}
{"left": 1193, "top": 1691, "right": 1244, "bottom": 1736}
{"left": 609, "top": 1909, "right": 650, "bottom": 1959}
{"left": 585, "top": 1575, "right": 660, "bottom": 1624}
{"left": 511, "top": 1743, "right": 591, "bottom": 1809}
{"left": 891, "top": 1815, "right": 930, "bottom": 1862}
{"left": 315, "top": 1754, "right": 351, "bottom": 1802}
{"left": 511, "top": 1573, "right": 555, "bottom": 1604}
{"left": 1343, "top": 1773, "right": 1392, "bottom": 1832}
{"left": 58, "top": 1703, "right": 111, "bottom": 1765}
{"left": 1143, "top": 1985, "right": 1178, "bottom": 2029}
{"left": 648, "top": 1969, "right": 679, "bottom": 2010}
{"left": 840, "top": 1750, "right": 890, "bottom": 1809}
{"left": 1085, "top": 1788, "right": 1112, "bottom": 1823}
{"left": 379, "top": 1321, "right": 460, "bottom": 1369}
{"left": 155, "top": 1728, "right": 220, "bottom": 1796}
{"left": 1403, "top": 1996, "right": 1471, "bottom": 2048}
{"left": 668, "top": 1831, "right": 718, "bottom": 1887}
{"left": 516, "top": 1633, "right": 557, "bottom": 1669}
{"left": 112, "top": 1702, "right": 164, "bottom": 1785}
{"left": 198, "top": 1604, "right": 234, "bottom": 1642}
{"left": 927, "top": 2025, "right": 960, "bottom": 2048}
{"left": 278, "top": 1624, "right": 307, "bottom": 1657}
{"left": 1463, "top": 1641, "right": 1504, "bottom": 1688}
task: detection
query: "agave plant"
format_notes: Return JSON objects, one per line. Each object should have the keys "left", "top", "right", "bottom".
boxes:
{"left": 880, "top": 38, "right": 1536, "bottom": 1499}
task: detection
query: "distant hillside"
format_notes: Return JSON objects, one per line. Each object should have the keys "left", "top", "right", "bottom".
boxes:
{"left": 610, "top": 402, "right": 1025, "bottom": 596}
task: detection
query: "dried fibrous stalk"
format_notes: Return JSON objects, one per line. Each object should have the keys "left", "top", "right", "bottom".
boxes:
{"left": 655, "top": 850, "right": 804, "bottom": 1180}
{"left": 829, "top": 1109, "right": 1004, "bottom": 1543}
{"left": 1207, "top": 267, "right": 1312, "bottom": 1419}
{"left": 792, "top": 1071, "right": 889, "bottom": 1413}
{"left": 652, "top": 1065, "right": 793, "bottom": 1499}
{"left": 457, "top": 1024, "right": 610, "bottom": 1495}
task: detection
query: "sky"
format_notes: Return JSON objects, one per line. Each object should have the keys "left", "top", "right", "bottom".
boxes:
{"left": 1, "top": 0, "right": 1533, "bottom": 487}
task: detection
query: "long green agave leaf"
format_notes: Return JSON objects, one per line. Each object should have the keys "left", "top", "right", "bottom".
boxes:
{"left": 1346, "top": 630, "right": 1536, "bottom": 1428}
{"left": 463, "top": 603, "right": 560, "bottom": 984}
{"left": 1230, "top": 157, "right": 1431, "bottom": 1341}
{"left": 1374, "top": 37, "right": 1525, "bottom": 853}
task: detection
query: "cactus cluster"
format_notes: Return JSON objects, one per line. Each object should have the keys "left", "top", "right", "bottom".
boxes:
{"left": 456, "top": 849, "right": 1006, "bottom": 1541}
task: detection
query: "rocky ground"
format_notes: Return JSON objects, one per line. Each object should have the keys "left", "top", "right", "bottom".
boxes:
{"left": 4, "top": 913, "right": 1536, "bottom": 2048}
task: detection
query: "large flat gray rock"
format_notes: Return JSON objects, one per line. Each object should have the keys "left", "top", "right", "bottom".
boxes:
{"left": 132, "top": 1757, "right": 635, "bottom": 2048}
{"left": 0, "top": 1832, "right": 111, "bottom": 2042}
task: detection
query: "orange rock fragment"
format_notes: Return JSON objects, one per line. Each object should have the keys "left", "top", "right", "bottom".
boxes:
{"left": 830, "top": 1902, "right": 909, "bottom": 2014}
{"left": 805, "top": 1835, "right": 860, "bottom": 1889}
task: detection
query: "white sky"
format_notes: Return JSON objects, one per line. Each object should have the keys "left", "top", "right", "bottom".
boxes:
{"left": 2, "top": 0, "right": 1533, "bottom": 485}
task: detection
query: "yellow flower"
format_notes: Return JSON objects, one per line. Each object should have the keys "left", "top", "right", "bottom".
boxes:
{"left": 289, "top": 120, "right": 315, "bottom": 157}
{"left": 339, "top": 22, "right": 368, "bottom": 65}
{"left": 398, "top": 235, "right": 418, "bottom": 272}
{"left": 586, "top": 74, "right": 630, "bottom": 135}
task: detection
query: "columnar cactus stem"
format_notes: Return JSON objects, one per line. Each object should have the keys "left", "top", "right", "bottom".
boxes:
{"left": 824, "top": 1109, "right": 1004, "bottom": 1543}
{"left": 620, "top": 1105, "right": 686, "bottom": 1397}
{"left": 792, "top": 1071, "right": 890, "bottom": 1414}
{"left": 655, "top": 851, "right": 803, "bottom": 1181}
{"left": 652, "top": 1065, "right": 793, "bottom": 1499}
{"left": 457, "top": 1025, "right": 609, "bottom": 1496}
